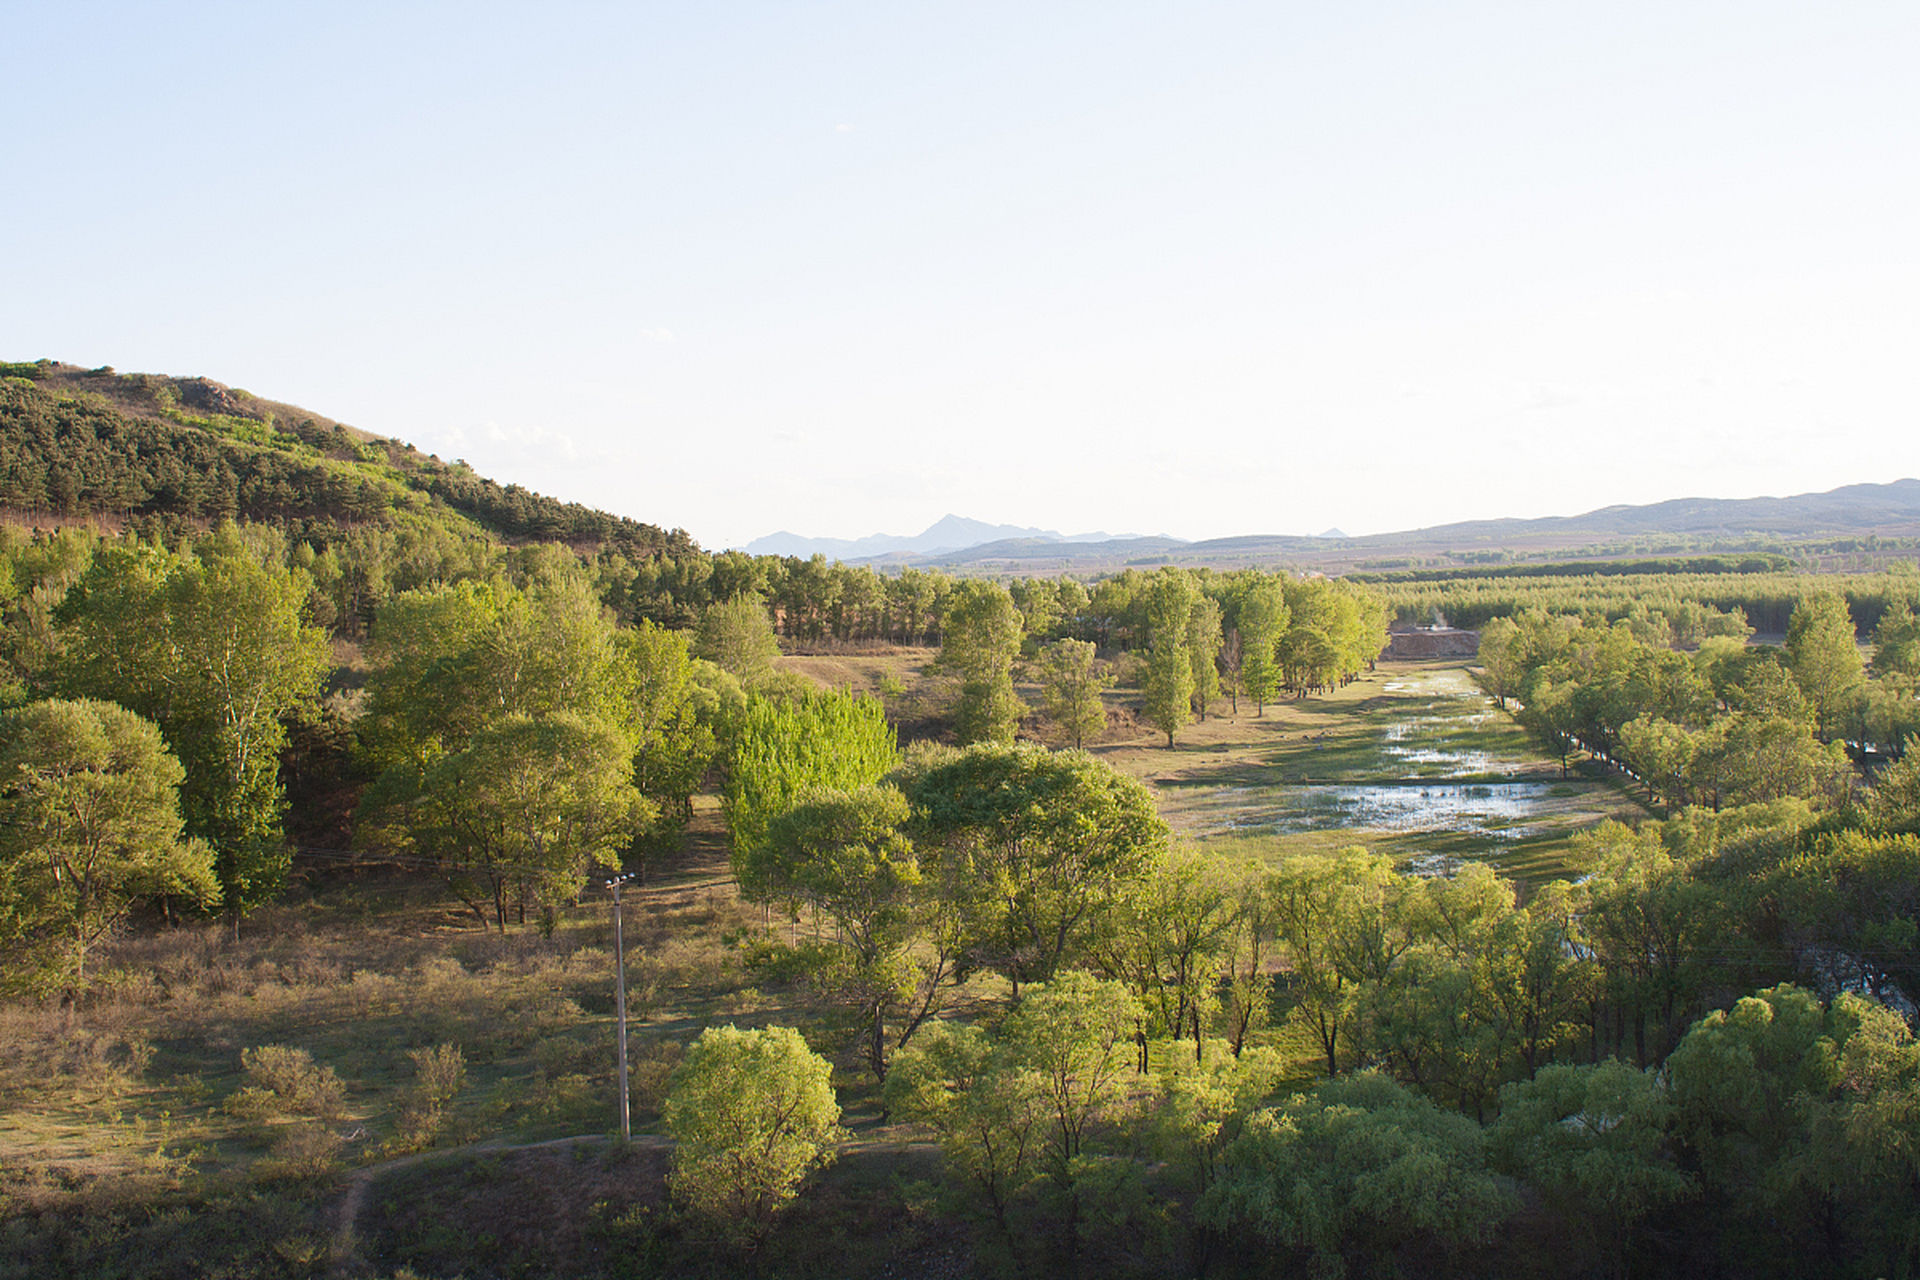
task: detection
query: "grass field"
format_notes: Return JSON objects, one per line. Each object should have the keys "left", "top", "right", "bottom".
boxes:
{"left": 780, "top": 650, "right": 1651, "bottom": 884}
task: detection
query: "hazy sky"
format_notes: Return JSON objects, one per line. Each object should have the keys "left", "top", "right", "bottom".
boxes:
{"left": 5, "top": 3, "right": 1916, "bottom": 549}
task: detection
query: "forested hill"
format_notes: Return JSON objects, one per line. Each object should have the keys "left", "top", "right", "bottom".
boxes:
{"left": 0, "top": 359, "right": 694, "bottom": 557}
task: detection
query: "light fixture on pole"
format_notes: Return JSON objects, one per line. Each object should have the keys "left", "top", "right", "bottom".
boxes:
{"left": 606, "top": 874, "right": 634, "bottom": 1141}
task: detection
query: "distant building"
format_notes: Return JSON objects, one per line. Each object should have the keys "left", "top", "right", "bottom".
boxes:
{"left": 1385, "top": 627, "right": 1480, "bottom": 659}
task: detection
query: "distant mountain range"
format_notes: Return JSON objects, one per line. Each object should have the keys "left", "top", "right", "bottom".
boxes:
{"left": 748, "top": 480, "right": 1920, "bottom": 574}
{"left": 742, "top": 514, "right": 1144, "bottom": 559}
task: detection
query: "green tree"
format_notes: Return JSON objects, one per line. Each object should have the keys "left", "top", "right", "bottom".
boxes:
{"left": 1200, "top": 1071, "right": 1514, "bottom": 1277}
{"left": 1036, "top": 638, "right": 1111, "bottom": 749}
{"left": 884, "top": 1021, "right": 1044, "bottom": 1251}
{"left": 1142, "top": 570, "right": 1198, "bottom": 746}
{"left": 1487, "top": 1060, "right": 1694, "bottom": 1271}
{"left": 1519, "top": 675, "right": 1581, "bottom": 777}
{"left": 1187, "top": 593, "right": 1223, "bottom": 720}
{"left": 359, "top": 574, "right": 628, "bottom": 775}
{"left": 1148, "top": 1039, "right": 1288, "bottom": 1199}
{"left": 1866, "top": 753, "right": 1920, "bottom": 833}
{"left": 1355, "top": 862, "right": 1568, "bottom": 1119}
{"left": 1475, "top": 615, "right": 1524, "bottom": 710}
{"left": 753, "top": 786, "right": 958, "bottom": 1081}
{"left": 618, "top": 620, "right": 719, "bottom": 838}
{"left": 939, "top": 580, "right": 1024, "bottom": 745}
{"left": 999, "top": 970, "right": 1145, "bottom": 1264}
{"left": 1663, "top": 983, "right": 1880, "bottom": 1258}
{"left": 1577, "top": 822, "right": 1720, "bottom": 1065}
{"left": 1236, "top": 579, "right": 1288, "bottom": 714}
{"left": 56, "top": 528, "right": 328, "bottom": 924}
{"left": 665, "top": 1024, "right": 845, "bottom": 1247}
{"left": 1785, "top": 592, "right": 1864, "bottom": 741}
{"left": 1088, "top": 847, "right": 1240, "bottom": 1063}
{"left": 375, "top": 713, "right": 651, "bottom": 930}
{"left": 885, "top": 972, "right": 1146, "bottom": 1272}
{"left": 1714, "top": 709, "right": 1853, "bottom": 807}
{"left": 1618, "top": 713, "right": 1698, "bottom": 810}
{"left": 1871, "top": 598, "right": 1920, "bottom": 679}
{"left": 722, "top": 689, "right": 897, "bottom": 893}
{"left": 697, "top": 593, "right": 782, "bottom": 687}
{"left": 1010, "top": 577, "right": 1062, "bottom": 643}
{"left": 904, "top": 743, "right": 1168, "bottom": 992}
{"left": 0, "top": 699, "right": 218, "bottom": 984}
{"left": 1267, "top": 848, "right": 1410, "bottom": 1075}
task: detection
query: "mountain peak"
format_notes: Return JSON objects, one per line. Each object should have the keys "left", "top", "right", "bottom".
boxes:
{"left": 741, "top": 515, "right": 1069, "bottom": 559}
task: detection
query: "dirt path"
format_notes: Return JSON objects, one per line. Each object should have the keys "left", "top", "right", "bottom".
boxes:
{"left": 328, "top": 1132, "right": 670, "bottom": 1277}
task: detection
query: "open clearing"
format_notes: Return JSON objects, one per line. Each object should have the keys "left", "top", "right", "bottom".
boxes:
{"left": 1094, "top": 660, "right": 1652, "bottom": 884}
{"left": 779, "top": 650, "right": 1652, "bottom": 884}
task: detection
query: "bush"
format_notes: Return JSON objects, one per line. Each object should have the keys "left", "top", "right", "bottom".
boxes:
{"left": 663, "top": 1024, "right": 844, "bottom": 1246}
{"left": 228, "top": 1045, "right": 346, "bottom": 1123}
{"left": 228, "top": 1044, "right": 350, "bottom": 1181}
{"left": 389, "top": 1043, "right": 466, "bottom": 1152}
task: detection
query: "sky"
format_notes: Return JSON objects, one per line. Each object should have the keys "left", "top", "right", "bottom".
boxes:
{"left": 4, "top": 2, "right": 1917, "bottom": 550}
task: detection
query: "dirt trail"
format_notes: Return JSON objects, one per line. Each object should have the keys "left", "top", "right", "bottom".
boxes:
{"left": 328, "top": 1133, "right": 670, "bottom": 1277}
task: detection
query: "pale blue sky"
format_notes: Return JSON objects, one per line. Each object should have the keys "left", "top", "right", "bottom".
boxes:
{"left": 4, "top": 3, "right": 1916, "bottom": 549}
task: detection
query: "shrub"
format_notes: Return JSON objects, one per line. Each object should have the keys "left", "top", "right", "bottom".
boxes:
{"left": 390, "top": 1043, "right": 466, "bottom": 1151}
{"left": 663, "top": 1024, "right": 844, "bottom": 1246}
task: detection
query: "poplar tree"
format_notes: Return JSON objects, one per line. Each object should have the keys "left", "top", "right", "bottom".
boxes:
{"left": 722, "top": 689, "right": 897, "bottom": 897}
{"left": 1037, "top": 638, "right": 1111, "bottom": 749}
{"left": 939, "top": 580, "right": 1024, "bottom": 745}
{"left": 1143, "top": 570, "right": 1198, "bottom": 747}
{"left": 1187, "top": 594, "right": 1223, "bottom": 720}
{"left": 1237, "top": 579, "right": 1288, "bottom": 713}
{"left": 1785, "top": 593, "right": 1864, "bottom": 741}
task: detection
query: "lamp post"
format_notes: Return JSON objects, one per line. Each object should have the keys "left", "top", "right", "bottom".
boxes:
{"left": 607, "top": 874, "right": 633, "bottom": 1141}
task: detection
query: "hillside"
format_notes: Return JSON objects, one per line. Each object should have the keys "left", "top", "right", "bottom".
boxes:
{"left": 0, "top": 359, "right": 693, "bottom": 557}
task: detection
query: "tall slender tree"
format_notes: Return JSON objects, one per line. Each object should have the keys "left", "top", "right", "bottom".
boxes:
{"left": 1187, "top": 594, "right": 1223, "bottom": 721}
{"left": 939, "top": 580, "right": 1024, "bottom": 745}
{"left": 1143, "top": 570, "right": 1198, "bottom": 747}
{"left": 1237, "top": 579, "right": 1288, "bottom": 713}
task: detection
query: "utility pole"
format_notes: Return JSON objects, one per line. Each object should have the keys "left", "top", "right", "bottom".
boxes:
{"left": 607, "top": 874, "right": 633, "bottom": 1141}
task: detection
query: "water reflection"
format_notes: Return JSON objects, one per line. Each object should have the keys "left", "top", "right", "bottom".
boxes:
{"left": 1222, "top": 782, "right": 1554, "bottom": 836}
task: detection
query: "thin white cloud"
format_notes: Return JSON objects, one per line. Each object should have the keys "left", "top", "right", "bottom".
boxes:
{"left": 484, "top": 419, "right": 578, "bottom": 461}
{"left": 639, "top": 328, "right": 676, "bottom": 343}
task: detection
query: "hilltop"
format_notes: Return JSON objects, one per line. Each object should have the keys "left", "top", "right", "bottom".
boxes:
{"left": 0, "top": 359, "right": 693, "bottom": 558}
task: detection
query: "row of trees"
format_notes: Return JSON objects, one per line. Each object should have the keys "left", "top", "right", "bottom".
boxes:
{"left": 1373, "top": 560, "right": 1920, "bottom": 636}
{"left": 935, "top": 569, "right": 1389, "bottom": 748}
{"left": 1480, "top": 593, "right": 1920, "bottom": 811}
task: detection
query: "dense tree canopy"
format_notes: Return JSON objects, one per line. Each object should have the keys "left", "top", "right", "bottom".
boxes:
{"left": 54, "top": 527, "right": 328, "bottom": 921}
{"left": 0, "top": 698, "right": 217, "bottom": 984}
{"left": 903, "top": 743, "right": 1167, "bottom": 990}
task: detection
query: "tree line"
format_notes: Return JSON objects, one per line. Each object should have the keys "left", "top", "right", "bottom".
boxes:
{"left": 1479, "top": 592, "right": 1920, "bottom": 810}
{"left": 1373, "top": 562, "right": 1920, "bottom": 635}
